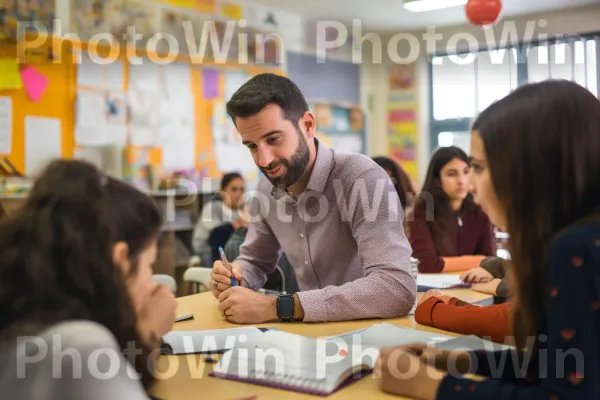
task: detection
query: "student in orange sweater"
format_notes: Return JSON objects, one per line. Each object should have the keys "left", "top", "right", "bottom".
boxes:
{"left": 415, "top": 257, "right": 512, "bottom": 344}
{"left": 407, "top": 146, "right": 495, "bottom": 273}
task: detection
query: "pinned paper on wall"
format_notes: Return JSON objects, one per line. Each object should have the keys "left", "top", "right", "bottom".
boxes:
{"left": 77, "top": 54, "right": 105, "bottom": 88}
{"left": 20, "top": 66, "right": 49, "bottom": 102}
{"left": 224, "top": 69, "right": 248, "bottom": 101}
{"left": 25, "top": 116, "right": 62, "bottom": 176}
{"left": 0, "top": 97, "right": 12, "bottom": 154}
{"left": 202, "top": 68, "right": 219, "bottom": 99}
{"left": 161, "top": 124, "right": 196, "bottom": 170}
{"left": 76, "top": 91, "right": 107, "bottom": 126}
{"left": 128, "top": 88, "right": 161, "bottom": 126}
{"left": 107, "top": 91, "right": 126, "bottom": 124}
{"left": 130, "top": 125, "right": 158, "bottom": 146}
{"left": 0, "top": 59, "right": 22, "bottom": 90}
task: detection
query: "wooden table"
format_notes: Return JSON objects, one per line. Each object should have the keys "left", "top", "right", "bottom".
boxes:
{"left": 151, "top": 289, "right": 492, "bottom": 400}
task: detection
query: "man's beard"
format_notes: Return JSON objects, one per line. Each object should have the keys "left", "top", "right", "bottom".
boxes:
{"left": 261, "top": 132, "right": 310, "bottom": 189}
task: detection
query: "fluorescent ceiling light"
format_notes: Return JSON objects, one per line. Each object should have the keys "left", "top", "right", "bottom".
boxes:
{"left": 404, "top": 0, "right": 468, "bottom": 12}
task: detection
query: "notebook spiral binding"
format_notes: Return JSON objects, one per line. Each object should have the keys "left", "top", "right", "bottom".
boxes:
{"left": 247, "top": 368, "right": 328, "bottom": 392}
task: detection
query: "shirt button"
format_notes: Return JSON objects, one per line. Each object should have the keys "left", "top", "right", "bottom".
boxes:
{"left": 304, "top": 261, "right": 309, "bottom": 265}
{"left": 300, "top": 233, "right": 305, "bottom": 238}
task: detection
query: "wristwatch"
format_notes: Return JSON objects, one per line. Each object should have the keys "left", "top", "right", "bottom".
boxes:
{"left": 276, "top": 294, "right": 295, "bottom": 322}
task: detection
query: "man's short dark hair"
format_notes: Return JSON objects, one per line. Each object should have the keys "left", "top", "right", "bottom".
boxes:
{"left": 226, "top": 73, "right": 309, "bottom": 127}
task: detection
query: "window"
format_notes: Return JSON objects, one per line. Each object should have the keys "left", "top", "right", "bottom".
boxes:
{"left": 432, "top": 55, "right": 476, "bottom": 120}
{"left": 429, "top": 34, "right": 599, "bottom": 155}
{"left": 477, "top": 48, "right": 518, "bottom": 112}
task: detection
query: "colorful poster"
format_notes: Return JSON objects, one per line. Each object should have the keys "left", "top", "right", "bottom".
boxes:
{"left": 311, "top": 103, "right": 365, "bottom": 154}
{"left": 387, "top": 63, "right": 418, "bottom": 181}
{"left": 71, "top": 0, "right": 158, "bottom": 46}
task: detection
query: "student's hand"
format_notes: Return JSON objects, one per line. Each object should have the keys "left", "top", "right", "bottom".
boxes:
{"left": 460, "top": 267, "right": 494, "bottom": 283}
{"left": 217, "top": 286, "right": 277, "bottom": 324}
{"left": 211, "top": 261, "right": 243, "bottom": 298}
{"left": 471, "top": 278, "right": 501, "bottom": 295}
{"left": 394, "top": 343, "right": 473, "bottom": 374}
{"left": 418, "top": 289, "right": 452, "bottom": 305}
{"left": 138, "top": 284, "right": 178, "bottom": 345}
{"left": 375, "top": 346, "right": 444, "bottom": 400}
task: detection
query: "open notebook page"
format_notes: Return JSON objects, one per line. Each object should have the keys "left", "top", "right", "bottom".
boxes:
{"left": 212, "top": 330, "right": 375, "bottom": 395}
{"left": 417, "top": 274, "right": 468, "bottom": 289}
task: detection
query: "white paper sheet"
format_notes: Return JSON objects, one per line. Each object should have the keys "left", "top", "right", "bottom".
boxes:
{"left": 128, "top": 88, "right": 161, "bottom": 126}
{"left": 75, "top": 91, "right": 108, "bottom": 146}
{"left": 161, "top": 124, "right": 196, "bottom": 171}
{"left": 0, "top": 97, "right": 12, "bottom": 154}
{"left": 77, "top": 53, "right": 105, "bottom": 87}
{"left": 25, "top": 116, "right": 62, "bottom": 176}
{"left": 416, "top": 274, "right": 467, "bottom": 289}
{"left": 214, "top": 142, "right": 256, "bottom": 174}
{"left": 107, "top": 59, "right": 124, "bottom": 89}
{"left": 330, "top": 134, "right": 363, "bottom": 153}
{"left": 163, "top": 62, "right": 192, "bottom": 96}
{"left": 130, "top": 125, "right": 158, "bottom": 146}
{"left": 128, "top": 61, "right": 159, "bottom": 91}
{"left": 224, "top": 70, "right": 249, "bottom": 101}
{"left": 161, "top": 93, "right": 194, "bottom": 127}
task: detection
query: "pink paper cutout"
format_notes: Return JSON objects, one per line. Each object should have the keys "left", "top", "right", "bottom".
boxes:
{"left": 20, "top": 66, "right": 49, "bottom": 102}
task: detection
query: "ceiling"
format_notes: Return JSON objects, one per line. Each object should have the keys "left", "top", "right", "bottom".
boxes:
{"left": 251, "top": 0, "right": 600, "bottom": 31}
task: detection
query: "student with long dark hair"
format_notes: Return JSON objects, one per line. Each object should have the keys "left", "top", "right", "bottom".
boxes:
{"left": 407, "top": 146, "right": 495, "bottom": 272}
{"left": 0, "top": 160, "right": 177, "bottom": 398}
{"left": 375, "top": 79, "right": 600, "bottom": 399}
{"left": 372, "top": 156, "right": 416, "bottom": 211}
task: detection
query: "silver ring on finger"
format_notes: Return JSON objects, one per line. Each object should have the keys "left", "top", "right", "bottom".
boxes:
{"left": 214, "top": 280, "right": 218, "bottom": 288}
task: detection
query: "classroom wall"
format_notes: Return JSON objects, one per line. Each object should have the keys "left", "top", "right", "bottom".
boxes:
{"left": 361, "top": 4, "right": 600, "bottom": 184}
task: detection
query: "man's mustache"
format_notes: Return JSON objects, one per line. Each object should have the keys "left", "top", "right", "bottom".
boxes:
{"left": 262, "top": 160, "right": 286, "bottom": 171}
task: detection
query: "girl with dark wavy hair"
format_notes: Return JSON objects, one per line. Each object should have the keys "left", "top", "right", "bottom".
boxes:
{"left": 0, "top": 159, "right": 177, "bottom": 399}
{"left": 407, "top": 146, "right": 495, "bottom": 273}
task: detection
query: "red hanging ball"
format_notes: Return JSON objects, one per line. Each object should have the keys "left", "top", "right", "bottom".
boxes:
{"left": 465, "top": 0, "right": 502, "bottom": 26}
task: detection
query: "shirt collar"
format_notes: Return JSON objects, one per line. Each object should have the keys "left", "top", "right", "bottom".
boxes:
{"left": 270, "top": 138, "right": 333, "bottom": 200}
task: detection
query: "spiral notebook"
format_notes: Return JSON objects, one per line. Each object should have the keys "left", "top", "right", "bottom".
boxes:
{"left": 209, "top": 330, "right": 375, "bottom": 396}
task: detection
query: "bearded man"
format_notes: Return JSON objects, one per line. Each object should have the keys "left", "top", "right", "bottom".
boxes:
{"left": 210, "top": 73, "right": 415, "bottom": 324}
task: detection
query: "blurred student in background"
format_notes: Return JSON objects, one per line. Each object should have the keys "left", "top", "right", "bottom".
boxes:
{"left": 407, "top": 146, "right": 495, "bottom": 273}
{"left": 376, "top": 79, "right": 600, "bottom": 399}
{"left": 192, "top": 172, "right": 247, "bottom": 267}
{"left": 372, "top": 156, "right": 416, "bottom": 212}
{"left": 0, "top": 160, "right": 177, "bottom": 399}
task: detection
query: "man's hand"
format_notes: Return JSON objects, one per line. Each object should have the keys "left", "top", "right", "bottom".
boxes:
{"left": 218, "top": 286, "right": 277, "bottom": 324}
{"left": 211, "top": 260, "right": 243, "bottom": 298}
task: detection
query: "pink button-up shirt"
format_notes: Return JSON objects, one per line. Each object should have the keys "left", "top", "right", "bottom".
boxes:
{"left": 235, "top": 140, "right": 416, "bottom": 322}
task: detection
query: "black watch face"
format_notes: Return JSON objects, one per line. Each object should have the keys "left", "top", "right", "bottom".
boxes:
{"left": 278, "top": 295, "right": 294, "bottom": 319}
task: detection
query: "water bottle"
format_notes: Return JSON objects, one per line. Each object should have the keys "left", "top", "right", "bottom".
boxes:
{"left": 409, "top": 257, "right": 420, "bottom": 314}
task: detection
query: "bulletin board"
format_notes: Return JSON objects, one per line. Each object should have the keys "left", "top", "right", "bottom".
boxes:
{"left": 0, "top": 35, "right": 285, "bottom": 182}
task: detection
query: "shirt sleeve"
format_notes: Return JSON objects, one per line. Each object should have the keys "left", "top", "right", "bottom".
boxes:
{"left": 437, "top": 228, "right": 600, "bottom": 399}
{"left": 415, "top": 297, "right": 512, "bottom": 344}
{"left": 296, "top": 167, "right": 416, "bottom": 322}
{"left": 407, "top": 206, "right": 445, "bottom": 273}
{"left": 233, "top": 186, "right": 280, "bottom": 291}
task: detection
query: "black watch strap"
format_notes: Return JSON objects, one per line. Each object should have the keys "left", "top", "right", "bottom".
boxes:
{"left": 276, "top": 294, "right": 294, "bottom": 322}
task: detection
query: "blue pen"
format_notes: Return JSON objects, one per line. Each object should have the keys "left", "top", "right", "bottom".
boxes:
{"left": 218, "top": 246, "right": 237, "bottom": 286}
